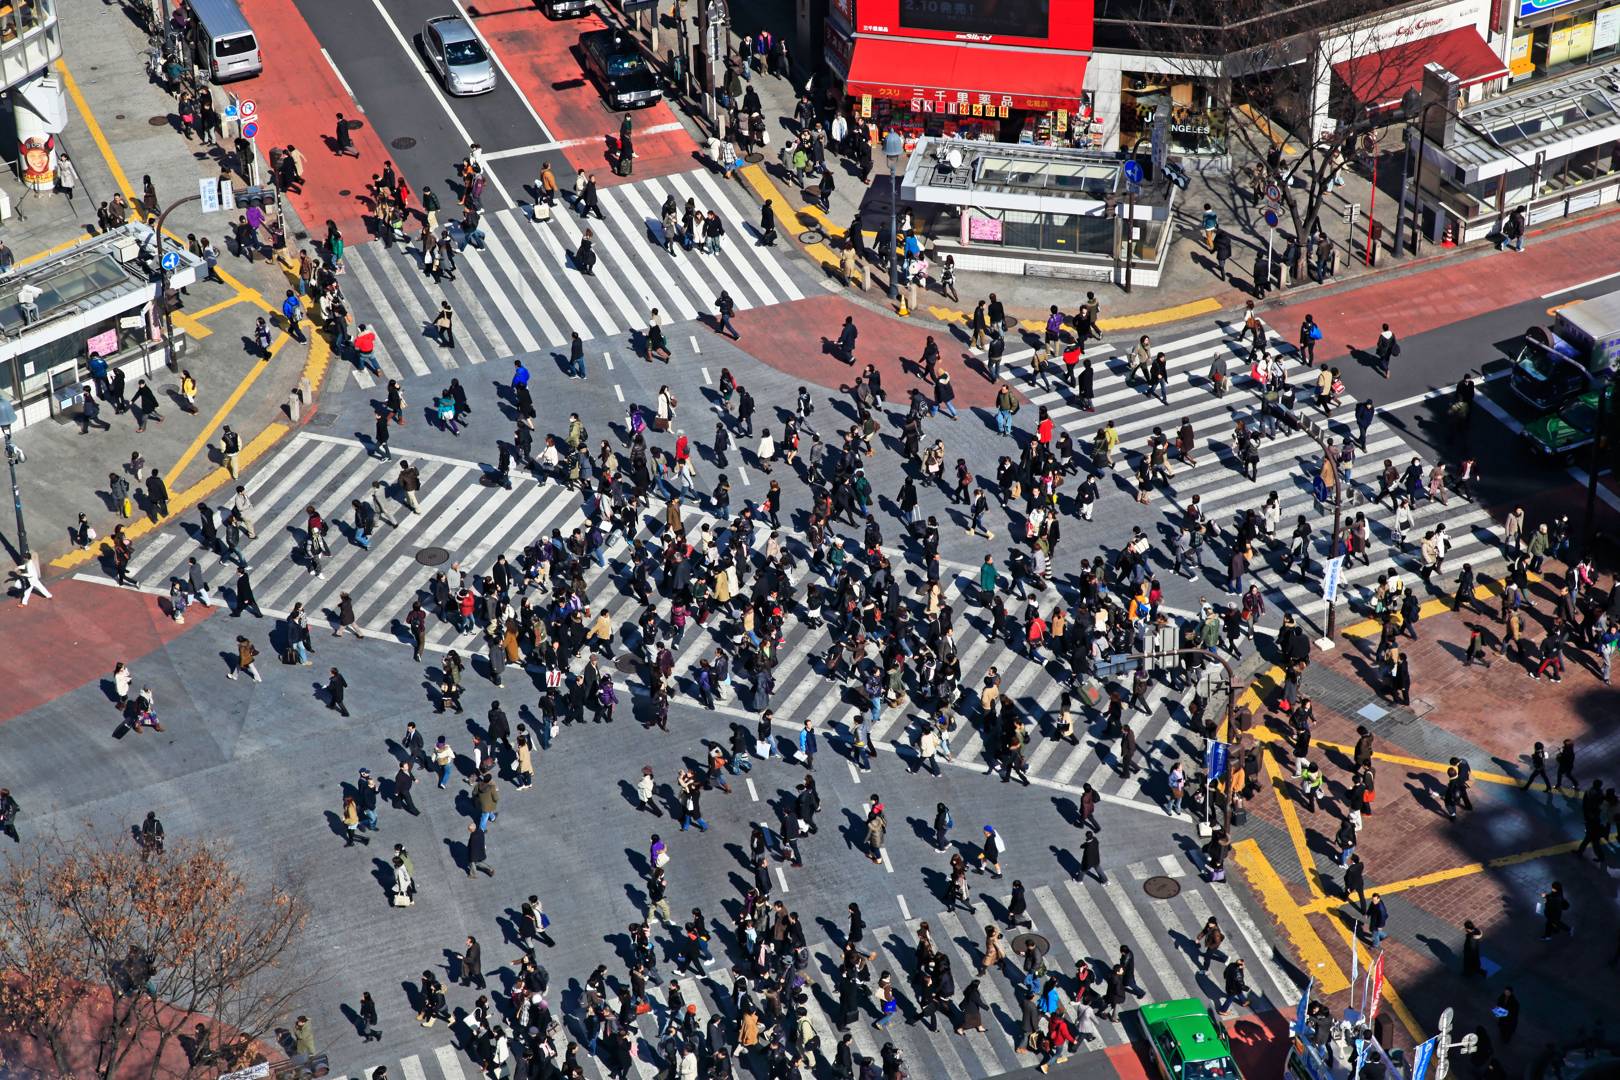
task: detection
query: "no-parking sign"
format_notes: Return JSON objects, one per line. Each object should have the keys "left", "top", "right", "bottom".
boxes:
{"left": 242, "top": 120, "right": 259, "bottom": 139}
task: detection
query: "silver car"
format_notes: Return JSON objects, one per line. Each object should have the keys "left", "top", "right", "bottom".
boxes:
{"left": 423, "top": 16, "right": 497, "bottom": 96}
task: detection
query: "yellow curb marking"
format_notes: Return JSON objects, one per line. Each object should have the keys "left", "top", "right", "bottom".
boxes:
{"left": 1232, "top": 839, "right": 1348, "bottom": 993}
{"left": 1297, "top": 840, "right": 1582, "bottom": 916}
{"left": 165, "top": 333, "right": 292, "bottom": 483}
{"left": 50, "top": 421, "right": 288, "bottom": 570}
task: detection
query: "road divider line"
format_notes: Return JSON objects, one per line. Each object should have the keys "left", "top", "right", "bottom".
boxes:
{"left": 746, "top": 778, "right": 758, "bottom": 801}
{"left": 320, "top": 47, "right": 358, "bottom": 102}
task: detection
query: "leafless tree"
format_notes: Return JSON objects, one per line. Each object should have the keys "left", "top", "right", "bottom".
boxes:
{"left": 0, "top": 830, "right": 313, "bottom": 1080}
{"left": 1107, "top": 0, "right": 1409, "bottom": 276}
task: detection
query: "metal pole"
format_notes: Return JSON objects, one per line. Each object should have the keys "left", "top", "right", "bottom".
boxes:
{"left": 1127, "top": 189, "right": 1137, "bottom": 291}
{"left": 2, "top": 424, "right": 27, "bottom": 560}
{"left": 888, "top": 154, "right": 899, "bottom": 302}
{"left": 151, "top": 193, "right": 203, "bottom": 373}
{"left": 1128, "top": 646, "right": 1237, "bottom": 832}
{"left": 1411, "top": 105, "right": 1433, "bottom": 257}
{"left": 1364, "top": 146, "right": 1378, "bottom": 266}
{"left": 1585, "top": 385, "right": 1609, "bottom": 549}
{"left": 1389, "top": 124, "right": 1411, "bottom": 260}
{"left": 1327, "top": 464, "right": 1344, "bottom": 640}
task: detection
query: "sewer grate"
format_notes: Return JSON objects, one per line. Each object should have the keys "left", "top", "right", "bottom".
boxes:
{"left": 416, "top": 547, "right": 450, "bottom": 567}
{"left": 306, "top": 411, "right": 340, "bottom": 429}
{"left": 1143, "top": 875, "right": 1181, "bottom": 899}
{"left": 391, "top": 136, "right": 417, "bottom": 150}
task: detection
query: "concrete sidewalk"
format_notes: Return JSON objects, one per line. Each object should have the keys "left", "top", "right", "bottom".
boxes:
{"left": 0, "top": 0, "right": 335, "bottom": 574}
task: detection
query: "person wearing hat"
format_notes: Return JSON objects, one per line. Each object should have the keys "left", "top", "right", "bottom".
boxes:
{"left": 978, "top": 824, "right": 1004, "bottom": 878}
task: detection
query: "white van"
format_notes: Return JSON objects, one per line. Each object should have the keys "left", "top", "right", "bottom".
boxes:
{"left": 184, "top": 0, "right": 262, "bottom": 82}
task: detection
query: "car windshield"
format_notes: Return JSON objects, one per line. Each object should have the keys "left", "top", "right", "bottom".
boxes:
{"left": 1561, "top": 401, "right": 1597, "bottom": 430}
{"left": 1184, "top": 1056, "right": 1240, "bottom": 1080}
{"left": 215, "top": 33, "right": 257, "bottom": 57}
{"left": 445, "top": 38, "right": 487, "bottom": 66}
{"left": 607, "top": 53, "right": 646, "bottom": 77}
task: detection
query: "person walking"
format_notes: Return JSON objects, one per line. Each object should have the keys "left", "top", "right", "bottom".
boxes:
{"left": 325, "top": 667, "right": 350, "bottom": 716}
{"left": 466, "top": 821, "right": 493, "bottom": 876}
{"left": 1374, "top": 323, "right": 1400, "bottom": 378}
{"left": 715, "top": 290, "right": 739, "bottom": 340}
{"left": 357, "top": 991, "right": 382, "bottom": 1043}
{"left": 225, "top": 635, "right": 261, "bottom": 682}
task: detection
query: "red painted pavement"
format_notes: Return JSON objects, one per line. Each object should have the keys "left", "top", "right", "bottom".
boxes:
{"left": 467, "top": 7, "right": 698, "bottom": 185}
{"left": 1266, "top": 215, "right": 1620, "bottom": 360}
{"left": 728, "top": 294, "right": 1019, "bottom": 411}
{"left": 0, "top": 579, "right": 211, "bottom": 724}
{"left": 239, "top": 0, "right": 393, "bottom": 239}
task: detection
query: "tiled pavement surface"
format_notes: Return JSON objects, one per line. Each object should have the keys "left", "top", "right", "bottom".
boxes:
{"left": 1236, "top": 563, "right": 1620, "bottom": 1062}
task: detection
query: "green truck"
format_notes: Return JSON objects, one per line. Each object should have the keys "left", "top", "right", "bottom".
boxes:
{"left": 1143, "top": 998, "right": 1245, "bottom": 1080}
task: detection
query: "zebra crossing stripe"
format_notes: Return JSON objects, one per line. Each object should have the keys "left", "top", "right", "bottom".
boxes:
{"left": 671, "top": 171, "right": 786, "bottom": 310}
{"left": 399, "top": 1053, "right": 429, "bottom": 1080}
{"left": 341, "top": 251, "right": 413, "bottom": 383}
{"left": 524, "top": 209, "right": 619, "bottom": 339}
{"left": 550, "top": 207, "right": 646, "bottom": 328}
{"left": 461, "top": 249, "right": 543, "bottom": 356}
{"left": 1101, "top": 878, "right": 1191, "bottom": 1001}
{"left": 434, "top": 1045, "right": 468, "bottom": 1080}
{"left": 359, "top": 244, "right": 442, "bottom": 377}
{"left": 614, "top": 181, "right": 721, "bottom": 324}
{"left": 479, "top": 220, "right": 569, "bottom": 350}
{"left": 692, "top": 170, "right": 802, "bottom": 301}
{"left": 593, "top": 188, "right": 701, "bottom": 324}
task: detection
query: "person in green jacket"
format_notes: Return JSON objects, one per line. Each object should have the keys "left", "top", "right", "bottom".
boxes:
{"left": 978, "top": 555, "right": 999, "bottom": 607}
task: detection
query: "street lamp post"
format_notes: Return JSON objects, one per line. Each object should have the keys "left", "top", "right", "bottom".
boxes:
{"left": 0, "top": 396, "right": 30, "bottom": 561}
{"left": 1298, "top": 418, "right": 1345, "bottom": 641}
{"left": 150, "top": 194, "right": 203, "bottom": 373}
{"left": 883, "top": 130, "right": 903, "bottom": 302}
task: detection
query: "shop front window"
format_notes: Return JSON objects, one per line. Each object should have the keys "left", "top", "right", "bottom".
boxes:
{"left": 1121, "top": 75, "right": 1228, "bottom": 156}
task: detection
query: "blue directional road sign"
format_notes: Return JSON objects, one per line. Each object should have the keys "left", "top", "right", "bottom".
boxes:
{"left": 1122, "top": 159, "right": 1144, "bottom": 185}
{"left": 160, "top": 251, "right": 181, "bottom": 272}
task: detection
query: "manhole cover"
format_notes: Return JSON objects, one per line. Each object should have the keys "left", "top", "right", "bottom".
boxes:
{"left": 416, "top": 546, "right": 450, "bottom": 567}
{"left": 148, "top": 116, "right": 169, "bottom": 126}
{"left": 799, "top": 229, "right": 824, "bottom": 245}
{"left": 338, "top": 189, "right": 352, "bottom": 197}
{"left": 307, "top": 411, "right": 339, "bottom": 428}
{"left": 391, "top": 136, "right": 418, "bottom": 150}
{"left": 115, "top": 113, "right": 126, "bottom": 120}
{"left": 744, "top": 152, "right": 764, "bottom": 164}
{"left": 1143, "top": 876, "right": 1181, "bottom": 899}
{"left": 615, "top": 656, "right": 640, "bottom": 675}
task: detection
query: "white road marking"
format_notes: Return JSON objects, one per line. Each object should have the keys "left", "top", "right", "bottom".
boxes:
{"left": 361, "top": 0, "right": 514, "bottom": 209}
{"left": 481, "top": 123, "right": 685, "bottom": 160}
{"left": 321, "top": 48, "right": 357, "bottom": 102}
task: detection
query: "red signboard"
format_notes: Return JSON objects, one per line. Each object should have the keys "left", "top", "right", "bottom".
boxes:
{"left": 854, "top": 0, "right": 1093, "bottom": 52}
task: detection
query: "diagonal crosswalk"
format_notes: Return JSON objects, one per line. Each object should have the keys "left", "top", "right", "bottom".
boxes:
{"left": 334, "top": 170, "right": 806, "bottom": 389}
{"left": 317, "top": 851, "right": 1294, "bottom": 1080}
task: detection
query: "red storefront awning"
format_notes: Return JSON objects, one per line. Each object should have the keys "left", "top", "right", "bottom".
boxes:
{"left": 845, "top": 36, "right": 1088, "bottom": 113}
{"left": 1333, "top": 26, "right": 1508, "bottom": 111}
